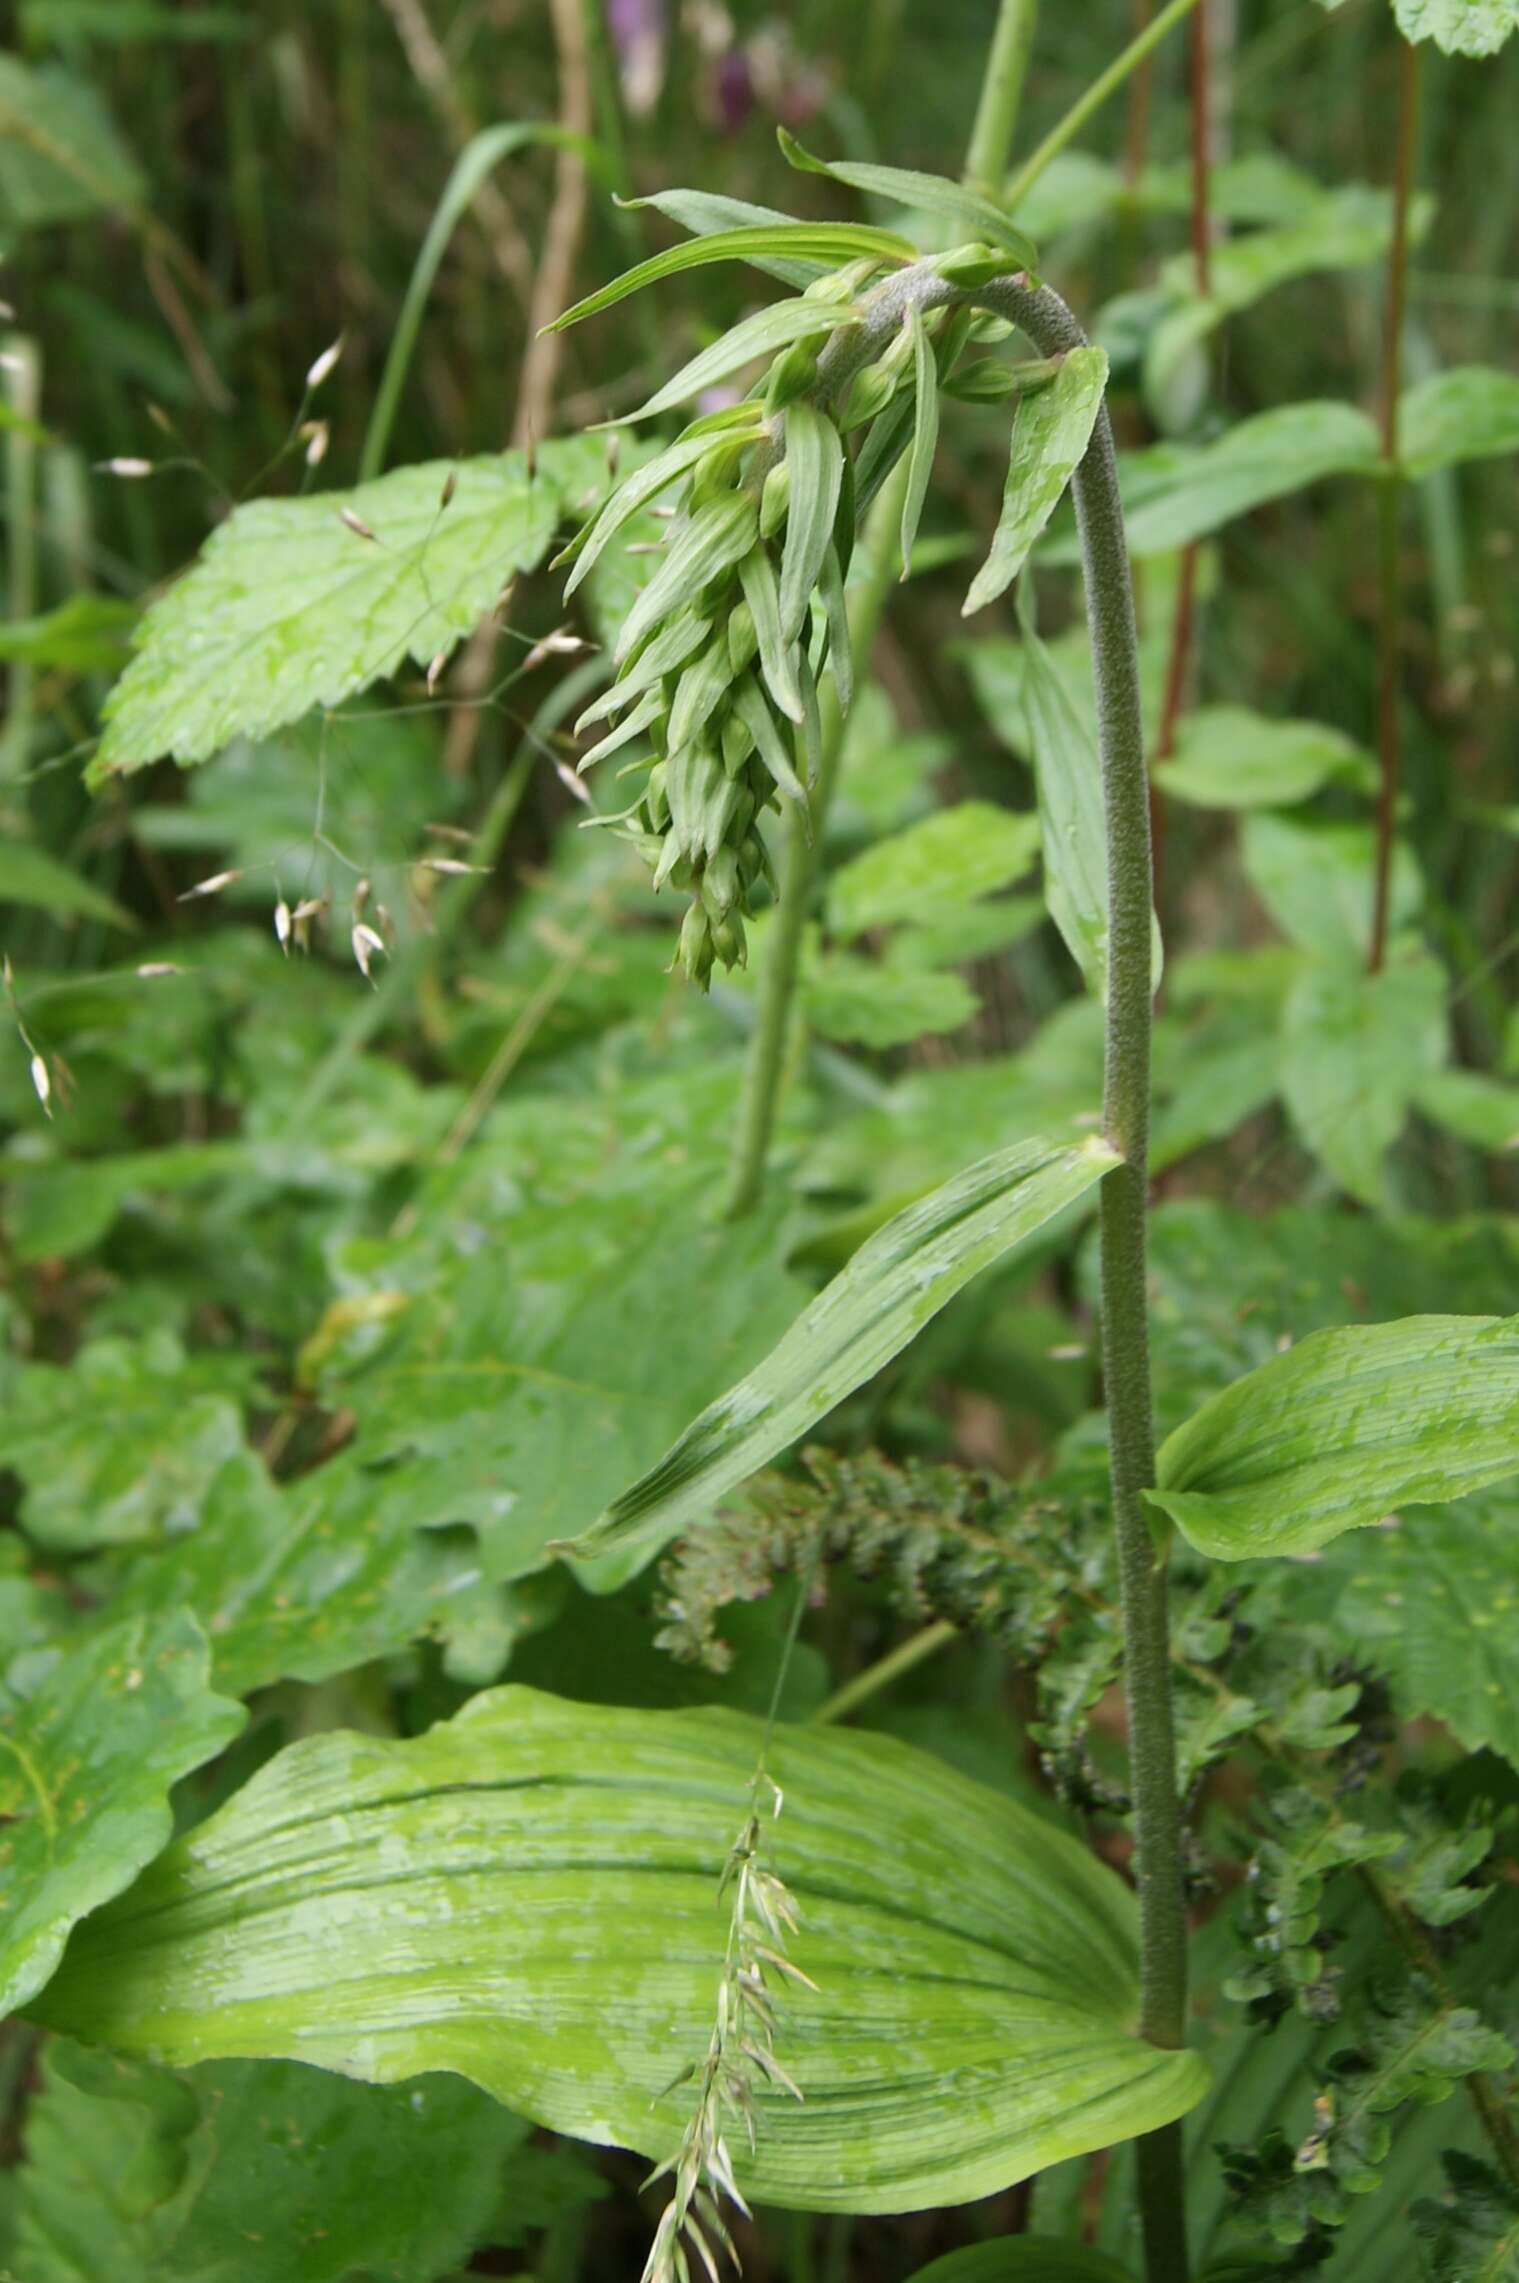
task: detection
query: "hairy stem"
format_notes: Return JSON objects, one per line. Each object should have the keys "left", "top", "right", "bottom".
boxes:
{"left": 1369, "top": 35, "right": 1420, "bottom": 976}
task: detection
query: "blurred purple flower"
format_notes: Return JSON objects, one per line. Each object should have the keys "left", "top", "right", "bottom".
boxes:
{"left": 608, "top": 0, "right": 667, "bottom": 117}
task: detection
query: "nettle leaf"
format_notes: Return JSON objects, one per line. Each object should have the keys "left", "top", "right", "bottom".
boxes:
{"left": 1, "top": 1610, "right": 244, "bottom": 2017}
{"left": 0, "top": 54, "right": 144, "bottom": 230}
{"left": 34, "top": 1687, "right": 1207, "bottom": 2211}
{"left": 827, "top": 801, "right": 1040, "bottom": 937}
{"left": 1243, "top": 811, "right": 1421, "bottom": 960}
{"left": 1279, "top": 951, "right": 1446, "bottom": 1208}
{"left": 566, "top": 1132, "right": 1118, "bottom": 1564}
{"left": 14, "top": 2039, "right": 532, "bottom": 2283}
{"left": 1393, "top": 0, "right": 1519, "bottom": 57}
{"left": 1146, "top": 1312, "right": 1519, "bottom": 1560}
{"left": 1154, "top": 707, "right": 1372, "bottom": 810}
{"left": 963, "top": 348, "right": 1108, "bottom": 614}
{"left": 92, "top": 451, "right": 569, "bottom": 777}
{"left": 776, "top": 127, "right": 1039, "bottom": 269}
{"left": 545, "top": 221, "right": 916, "bottom": 332}
{"left": 1397, "top": 364, "right": 1519, "bottom": 475}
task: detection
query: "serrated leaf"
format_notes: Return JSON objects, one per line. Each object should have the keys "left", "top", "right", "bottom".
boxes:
{"left": 1398, "top": 364, "right": 1519, "bottom": 475}
{"left": 1154, "top": 708, "right": 1372, "bottom": 810}
{"left": 546, "top": 222, "right": 915, "bottom": 332}
{"left": 778, "top": 400, "right": 844, "bottom": 642}
{"left": 1146, "top": 1312, "right": 1519, "bottom": 1560}
{"left": 1, "top": 1610, "right": 244, "bottom": 2017}
{"left": 899, "top": 308, "right": 940, "bottom": 574}
{"left": 1393, "top": 0, "right": 1519, "bottom": 56}
{"left": 564, "top": 1131, "right": 1118, "bottom": 1563}
{"left": 622, "top": 296, "right": 859, "bottom": 422}
{"left": 826, "top": 801, "right": 1040, "bottom": 937}
{"left": 13, "top": 2040, "right": 532, "bottom": 2283}
{"left": 34, "top": 1685, "right": 1206, "bottom": 2212}
{"left": 92, "top": 453, "right": 565, "bottom": 776}
{"left": 777, "top": 127, "right": 1039, "bottom": 267}
{"left": 963, "top": 348, "right": 1108, "bottom": 614}
{"left": 1278, "top": 952, "right": 1446, "bottom": 1207}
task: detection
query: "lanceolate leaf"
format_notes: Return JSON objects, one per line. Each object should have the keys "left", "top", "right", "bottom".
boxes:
{"left": 1397, "top": 365, "right": 1519, "bottom": 476}
{"left": 92, "top": 452, "right": 568, "bottom": 777}
{"left": 899, "top": 309, "right": 940, "bottom": 575}
{"left": 1, "top": 1610, "right": 243, "bottom": 2016}
{"left": 621, "top": 297, "right": 860, "bottom": 422}
{"left": 1146, "top": 1313, "right": 1519, "bottom": 1560}
{"left": 561, "top": 422, "right": 763, "bottom": 593}
{"left": 620, "top": 189, "right": 839, "bottom": 286}
{"left": 777, "top": 127, "right": 1039, "bottom": 269}
{"left": 1018, "top": 613, "right": 1110, "bottom": 996}
{"left": 34, "top": 1687, "right": 1207, "bottom": 2211}
{"left": 545, "top": 223, "right": 916, "bottom": 333}
{"left": 613, "top": 489, "right": 759, "bottom": 663}
{"left": 963, "top": 348, "right": 1108, "bottom": 615}
{"left": 564, "top": 1131, "right": 1118, "bottom": 1564}
{"left": 778, "top": 400, "right": 845, "bottom": 641}
{"left": 1102, "top": 402, "right": 1381, "bottom": 559}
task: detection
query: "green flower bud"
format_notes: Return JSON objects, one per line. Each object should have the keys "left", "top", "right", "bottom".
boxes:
{"left": 677, "top": 900, "right": 715, "bottom": 988}
{"left": 687, "top": 440, "right": 749, "bottom": 509}
{"left": 700, "top": 844, "right": 742, "bottom": 918}
{"left": 803, "top": 258, "right": 876, "bottom": 305}
{"left": 727, "top": 598, "right": 758, "bottom": 674}
{"left": 932, "top": 241, "right": 1013, "bottom": 288}
{"left": 839, "top": 358, "right": 896, "bottom": 431}
{"left": 765, "top": 338, "right": 819, "bottom": 413}
{"left": 721, "top": 709, "right": 754, "bottom": 777}
{"left": 760, "top": 461, "right": 791, "bottom": 541}
{"left": 710, "top": 912, "right": 747, "bottom": 970}
{"left": 642, "top": 759, "right": 669, "bottom": 831}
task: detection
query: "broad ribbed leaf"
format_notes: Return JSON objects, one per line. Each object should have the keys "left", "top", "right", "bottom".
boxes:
{"left": 565, "top": 1131, "right": 1117, "bottom": 1562}
{"left": 1, "top": 1610, "right": 243, "bottom": 2016}
{"left": 907, "top": 2244, "right": 1138, "bottom": 2282}
{"left": 34, "top": 1686, "right": 1207, "bottom": 2212}
{"left": 963, "top": 348, "right": 1108, "bottom": 614}
{"left": 1018, "top": 616, "right": 1110, "bottom": 995}
{"left": 92, "top": 452, "right": 568, "bottom": 777}
{"left": 899, "top": 309, "right": 941, "bottom": 574}
{"left": 622, "top": 297, "right": 859, "bottom": 421}
{"left": 546, "top": 223, "right": 915, "bottom": 332}
{"left": 1146, "top": 1313, "right": 1519, "bottom": 1559}
{"left": 827, "top": 801, "right": 1040, "bottom": 937}
{"left": 778, "top": 401, "right": 845, "bottom": 641}
{"left": 777, "top": 127, "right": 1039, "bottom": 268}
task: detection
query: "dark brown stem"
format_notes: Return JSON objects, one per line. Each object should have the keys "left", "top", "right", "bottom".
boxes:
{"left": 1369, "top": 35, "right": 1420, "bottom": 975}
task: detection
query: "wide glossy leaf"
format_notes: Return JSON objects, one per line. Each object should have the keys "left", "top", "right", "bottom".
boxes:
{"left": 906, "top": 2244, "right": 1138, "bottom": 2283}
{"left": 777, "top": 128, "right": 1039, "bottom": 267}
{"left": 92, "top": 452, "right": 568, "bottom": 776}
{"left": 1, "top": 1610, "right": 243, "bottom": 2016}
{"left": 827, "top": 801, "right": 1040, "bottom": 937}
{"left": 545, "top": 222, "right": 915, "bottom": 332}
{"left": 1278, "top": 952, "right": 1445, "bottom": 1207}
{"left": 963, "top": 348, "right": 1108, "bottom": 614}
{"left": 1154, "top": 707, "right": 1371, "bottom": 810}
{"left": 1392, "top": 0, "right": 1519, "bottom": 56}
{"left": 34, "top": 1686, "right": 1207, "bottom": 2211}
{"left": 623, "top": 295, "right": 858, "bottom": 421}
{"left": 0, "top": 55, "right": 144, "bottom": 230}
{"left": 1114, "top": 402, "right": 1380, "bottom": 558}
{"left": 1397, "top": 365, "right": 1519, "bottom": 476}
{"left": 13, "top": 2039, "right": 535, "bottom": 2283}
{"left": 565, "top": 1130, "right": 1118, "bottom": 1563}
{"left": 1146, "top": 1313, "right": 1519, "bottom": 1559}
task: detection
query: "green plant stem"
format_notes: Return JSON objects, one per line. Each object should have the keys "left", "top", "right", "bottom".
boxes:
{"left": 721, "top": 452, "right": 912, "bottom": 1220}
{"left": 963, "top": 0, "right": 1039, "bottom": 193}
{"left": 812, "top": 1620, "right": 958, "bottom": 1725}
{"left": 1369, "top": 35, "right": 1420, "bottom": 977}
{"left": 2, "top": 334, "right": 40, "bottom": 784}
{"left": 1005, "top": 0, "right": 1207, "bottom": 211}
{"left": 978, "top": 273, "right": 1187, "bottom": 2283}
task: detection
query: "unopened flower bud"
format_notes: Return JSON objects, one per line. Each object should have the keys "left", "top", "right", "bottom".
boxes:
{"left": 764, "top": 338, "right": 818, "bottom": 413}
{"left": 727, "top": 599, "right": 758, "bottom": 674}
{"left": 677, "top": 900, "right": 715, "bottom": 988}
{"left": 839, "top": 358, "right": 897, "bottom": 431}
{"left": 933, "top": 241, "right": 1014, "bottom": 288}
{"left": 760, "top": 461, "right": 791, "bottom": 541}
